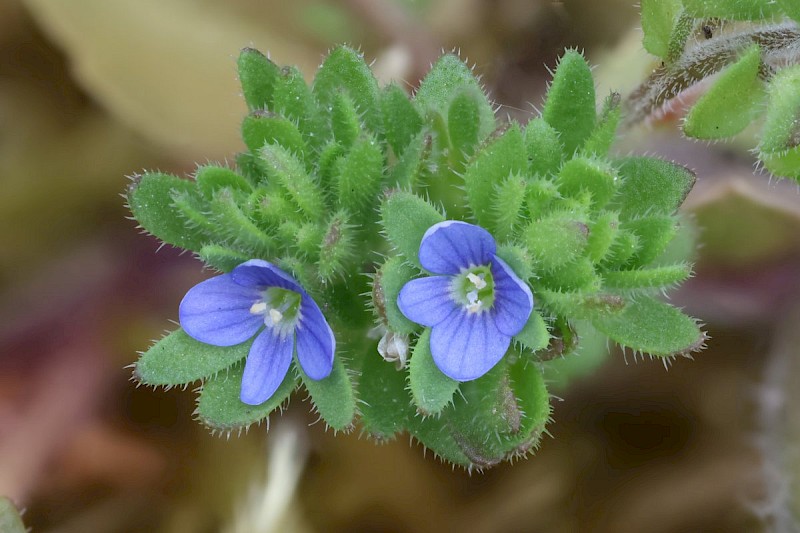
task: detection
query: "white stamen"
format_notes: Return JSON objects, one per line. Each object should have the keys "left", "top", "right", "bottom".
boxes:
{"left": 465, "top": 290, "right": 482, "bottom": 313}
{"left": 250, "top": 301, "right": 268, "bottom": 315}
{"left": 467, "top": 272, "right": 486, "bottom": 290}
{"left": 269, "top": 308, "right": 284, "bottom": 324}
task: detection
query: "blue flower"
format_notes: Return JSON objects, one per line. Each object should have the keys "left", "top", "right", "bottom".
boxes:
{"left": 397, "top": 221, "right": 533, "bottom": 381}
{"left": 179, "top": 259, "right": 334, "bottom": 405}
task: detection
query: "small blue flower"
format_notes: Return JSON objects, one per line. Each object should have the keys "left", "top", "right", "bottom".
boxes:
{"left": 179, "top": 259, "right": 334, "bottom": 405}
{"left": 398, "top": 221, "right": 533, "bottom": 381}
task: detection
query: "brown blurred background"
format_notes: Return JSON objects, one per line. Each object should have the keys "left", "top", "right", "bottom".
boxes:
{"left": 2, "top": 0, "right": 800, "bottom": 531}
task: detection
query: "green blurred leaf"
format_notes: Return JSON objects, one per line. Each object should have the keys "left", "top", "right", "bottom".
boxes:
{"left": 603, "top": 263, "right": 691, "bottom": 289}
{"left": 0, "top": 498, "right": 25, "bottom": 533}
{"left": 681, "top": 0, "right": 782, "bottom": 20}
{"left": 198, "top": 244, "right": 248, "bottom": 272}
{"left": 641, "top": 0, "right": 683, "bottom": 59}
{"left": 684, "top": 45, "right": 765, "bottom": 139}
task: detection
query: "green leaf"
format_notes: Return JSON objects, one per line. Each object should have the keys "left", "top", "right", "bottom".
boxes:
{"left": 373, "top": 257, "right": 419, "bottom": 334}
{"left": 135, "top": 329, "right": 249, "bottom": 387}
{"left": 195, "top": 166, "right": 252, "bottom": 199}
{"left": 760, "top": 147, "right": 800, "bottom": 180}
{"left": 198, "top": 244, "right": 248, "bottom": 272}
{"left": 613, "top": 157, "right": 696, "bottom": 220}
{"left": 524, "top": 211, "right": 589, "bottom": 271}
{"left": 463, "top": 124, "right": 527, "bottom": 229}
{"left": 681, "top": 0, "right": 782, "bottom": 20}
{"left": 208, "top": 188, "right": 277, "bottom": 255}
{"left": 777, "top": 0, "right": 800, "bottom": 21}
{"left": 314, "top": 212, "right": 352, "bottom": 279}
{"left": 260, "top": 143, "right": 325, "bottom": 219}
{"left": 592, "top": 296, "right": 705, "bottom": 356}
{"left": 557, "top": 156, "right": 619, "bottom": 211}
{"left": 505, "top": 357, "right": 550, "bottom": 453}
{"left": 330, "top": 91, "right": 361, "bottom": 148}
{"left": 603, "top": 263, "right": 691, "bottom": 289}
{"left": 641, "top": 0, "right": 683, "bottom": 59}
{"left": 389, "top": 131, "right": 429, "bottom": 189}
{"left": 539, "top": 257, "right": 601, "bottom": 292}
{"left": 542, "top": 50, "right": 596, "bottom": 155}
{"left": 539, "top": 289, "right": 626, "bottom": 319}
{"left": 409, "top": 329, "right": 459, "bottom": 416}
{"left": 241, "top": 112, "right": 306, "bottom": 159}
{"left": 334, "top": 135, "right": 384, "bottom": 213}
{"left": 313, "top": 46, "right": 381, "bottom": 134}
{"left": 495, "top": 243, "right": 534, "bottom": 281}
{"left": 513, "top": 311, "right": 550, "bottom": 353}
{"left": 759, "top": 65, "right": 800, "bottom": 179}
{"left": 273, "top": 66, "right": 327, "bottom": 151}
{"left": 415, "top": 54, "right": 495, "bottom": 140}
{"left": 359, "top": 351, "right": 411, "bottom": 440}
{"left": 0, "top": 498, "right": 26, "bottom": 533}
{"left": 448, "top": 85, "right": 485, "bottom": 160}
{"left": 491, "top": 174, "right": 527, "bottom": 241}
{"left": 381, "top": 191, "right": 445, "bottom": 268}
{"left": 407, "top": 412, "right": 472, "bottom": 467}
{"left": 238, "top": 47, "right": 280, "bottom": 111}
{"left": 381, "top": 83, "right": 423, "bottom": 157}
{"left": 684, "top": 45, "right": 766, "bottom": 139}
{"left": 127, "top": 172, "right": 209, "bottom": 251}
{"left": 524, "top": 118, "right": 564, "bottom": 177}
{"left": 582, "top": 92, "right": 622, "bottom": 156}
{"left": 525, "top": 178, "right": 560, "bottom": 218}
{"left": 197, "top": 361, "right": 297, "bottom": 432}
{"left": 623, "top": 215, "right": 678, "bottom": 265}
{"left": 586, "top": 210, "right": 620, "bottom": 262}
{"left": 298, "top": 355, "right": 356, "bottom": 431}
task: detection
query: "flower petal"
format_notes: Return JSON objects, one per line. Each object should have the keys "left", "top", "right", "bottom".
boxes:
{"left": 490, "top": 255, "right": 534, "bottom": 336}
{"left": 179, "top": 274, "right": 263, "bottom": 346}
{"left": 231, "top": 259, "right": 302, "bottom": 292}
{"left": 418, "top": 221, "right": 497, "bottom": 274}
{"left": 429, "top": 308, "right": 511, "bottom": 381}
{"left": 295, "top": 295, "right": 335, "bottom": 380}
{"left": 240, "top": 328, "right": 294, "bottom": 405}
{"left": 397, "top": 275, "right": 458, "bottom": 327}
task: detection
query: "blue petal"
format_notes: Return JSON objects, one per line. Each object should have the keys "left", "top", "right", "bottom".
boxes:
{"left": 397, "top": 275, "right": 457, "bottom": 327}
{"left": 490, "top": 255, "right": 534, "bottom": 336}
{"left": 295, "top": 295, "right": 335, "bottom": 380}
{"left": 179, "top": 274, "right": 263, "bottom": 346}
{"left": 240, "top": 328, "right": 294, "bottom": 405}
{"left": 231, "top": 259, "right": 302, "bottom": 292}
{"left": 429, "top": 308, "right": 511, "bottom": 381}
{"left": 418, "top": 221, "right": 497, "bottom": 274}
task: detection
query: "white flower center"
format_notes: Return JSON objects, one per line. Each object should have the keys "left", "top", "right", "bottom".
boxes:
{"left": 248, "top": 287, "right": 302, "bottom": 330}
{"left": 466, "top": 272, "right": 487, "bottom": 290}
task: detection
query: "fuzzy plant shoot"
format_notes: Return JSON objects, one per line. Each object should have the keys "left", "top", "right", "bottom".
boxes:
{"left": 128, "top": 38, "right": 718, "bottom": 470}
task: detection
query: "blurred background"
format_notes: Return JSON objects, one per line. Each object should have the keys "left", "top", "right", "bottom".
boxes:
{"left": 2, "top": 0, "right": 800, "bottom": 531}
